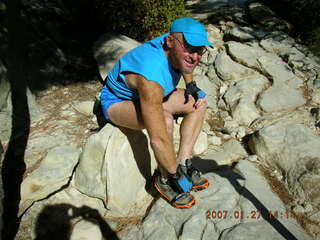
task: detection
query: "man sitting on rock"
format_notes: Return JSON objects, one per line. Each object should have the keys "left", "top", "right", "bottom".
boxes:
{"left": 100, "top": 17, "right": 212, "bottom": 208}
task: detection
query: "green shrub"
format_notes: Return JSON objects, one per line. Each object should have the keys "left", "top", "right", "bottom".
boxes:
{"left": 308, "top": 27, "right": 320, "bottom": 56}
{"left": 142, "top": 0, "right": 189, "bottom": 40}
{"left": 263, "top": 0, "right": 320, "bottom": 56}
{"left": 289, "top": 0, "right": 320, "bottom": 56}
{"left": 94, "top": 0, "right": 189, "bottom": 42}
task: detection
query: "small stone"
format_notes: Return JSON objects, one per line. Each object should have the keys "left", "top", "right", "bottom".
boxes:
{"left": 308, "top": 211, "right": 320, "bottom": 222}
{"left": 193, "top": 131, "right": 208, "bottom": 155}
{"left": 247, "top": 155, "right": 258, "bottom": 163}
{"left": 219, "top": 83, "right": 228, "bottom": 95}
{"left": 236, "top": 127, "right": 246, "bottom": 139}
{"left": 73, "top": 101, "right": 95, "bottom": 116}
{"left": 231, "top": 131, "right": 237, "bottom": 138}
{"left": 208, "top": 135, "right": 222, "bottom": 146}
{"left": 224, "top": 120, "right": 239, "bottom": 131}
{"left": 221, "top": 134, "right": 232, "bottom": 140}
{"left": 303, "top": 203, "right": 313, "bottom": 212}
{"left": 202, "top": 121, "right": 212, "bottom": 134}
{"left": 292, "top": 205, "right": 306, "bottom": 214}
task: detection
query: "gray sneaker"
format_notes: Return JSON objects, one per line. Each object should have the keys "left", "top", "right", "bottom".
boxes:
{"left": 153, "top": 172, "right": 196, "bottom": 208}
{"left": 180, "top": 159, "right": 209, "bottom": 191}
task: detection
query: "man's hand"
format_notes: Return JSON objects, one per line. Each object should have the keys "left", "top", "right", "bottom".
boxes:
{"left": 184, "top": 81, "right": 206, "bottom": 106}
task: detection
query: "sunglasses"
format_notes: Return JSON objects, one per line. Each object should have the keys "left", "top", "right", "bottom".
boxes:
{"left": 172, "top": 35, "right": 207, "bottom": 56}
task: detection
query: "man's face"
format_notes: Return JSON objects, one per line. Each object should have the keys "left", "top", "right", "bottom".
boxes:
{"left": 166, "top": 33, "right": 206, "bottom": 74}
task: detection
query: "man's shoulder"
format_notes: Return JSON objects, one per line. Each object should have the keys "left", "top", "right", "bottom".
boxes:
{"left": 132, "top": 33, "right": 168, "bottom": 56}
{"left": 124, "top": 39, "right": 167, "bottom": 66}
{"left": 147, "top": 33, "right": 169, "bottom": 46}
{"left": 117, "top": 33, "right": 171, "bottom": 82}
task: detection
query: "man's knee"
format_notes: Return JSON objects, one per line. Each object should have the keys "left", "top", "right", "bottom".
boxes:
{"left": 187, "top": 97, "right": 208, "bottom": 115}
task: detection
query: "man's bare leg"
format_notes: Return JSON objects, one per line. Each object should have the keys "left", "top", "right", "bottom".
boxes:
{"left": 107, "top": 101, "right": 144, "bottom": 130}
{"left": 162, "top": 89, "right": 207, "bottom": 163}
{"left": 162, "top": 88, "right": 209, "bottom": 191}
{"left": 176, "top": 102, "right": 207, "bottom": 163}
{"left": 107, "top": 100, "right": 175, "bottom": 178}
{"left": 107, "top": 88, "right": 206, "bottom": 174}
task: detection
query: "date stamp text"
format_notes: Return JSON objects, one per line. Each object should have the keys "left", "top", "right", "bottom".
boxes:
{"left": 205, "top": 209, "right": 294, "bottom": 220}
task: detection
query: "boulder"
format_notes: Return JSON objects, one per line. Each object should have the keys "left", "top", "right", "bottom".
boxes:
{"left": 223, "top": 75, "right": 269, "bottom": 126}
{"left": 227, "top": 26, "right": 268, "bottom": 41}
{"left": 74, "top": 124, "right": 157, "bottom": 217}
{"left": 204, "top": 138, "right": 248, "bottom": 165}
{"left": 256, "top": 56, "right": 306, "bottom": 112}
{"left": 260, "top": 36, "right": 296, "bottom": 56}
{"left": 139, "top": 160, "right": 312, "bottom": 240}
{"left": 194, "top": 75, "right": 218, "bottom": 110}
{"left": 248, "top": 122, "right": 320, "bottom": 207}
{"left": 17, "top": 186, "right": 107, "bottom": 240}
{"left": 227, "top": 26, "right": 256, "bottom": 41}
{"left": 214, "top": 51, "right": 257, "bottom": 81}
{"left": 93, "top": 33, "right": 141, "bottom": 80}
{"left": 225, "top": 41, "right": 275, "bottom": 70}
{"left": 19, "top": 146, "right": 81, "bottom": 216}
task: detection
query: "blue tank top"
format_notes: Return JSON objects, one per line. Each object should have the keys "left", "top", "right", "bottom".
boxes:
{"left": 105, "top": 33, "right": 181, "bottom": 100}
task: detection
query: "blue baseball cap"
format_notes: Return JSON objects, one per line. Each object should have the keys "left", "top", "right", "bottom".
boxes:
{"left": 170, "top": 17, "right": 213, "bottom": 47}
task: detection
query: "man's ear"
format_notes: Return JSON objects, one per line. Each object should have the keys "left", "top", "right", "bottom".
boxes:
{"left": 166, "top": 35, "right": 175, "bottom": 48}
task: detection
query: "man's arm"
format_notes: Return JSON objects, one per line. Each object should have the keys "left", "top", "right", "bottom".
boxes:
{"left": 126, "top": 73, "right": 177, "bottom": 174}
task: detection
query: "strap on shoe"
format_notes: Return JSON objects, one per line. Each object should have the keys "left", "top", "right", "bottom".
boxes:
{"left": 168, "top": 166, "right": 193, "bottom": 193}
{"left": 170, "top": 192, "right": 188, "bottom": 204}
{"left": 185, "top": 161, "right": 201, "bottom": 178}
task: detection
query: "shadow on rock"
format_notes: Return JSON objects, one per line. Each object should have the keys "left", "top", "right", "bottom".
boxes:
{"left": 118, "top": 126, "right": 159, "bottom": 198}
{"left": 91, "top": 101, "right": 159, "bottom": 200}
{"left": 34, "top": 204, "right": 119, "bottom": 240}
{"left": 191, "top": 156, "right": 222, "bottom": 173}
{"left": 2, "top": 0, "right": 30, "bottom": 239}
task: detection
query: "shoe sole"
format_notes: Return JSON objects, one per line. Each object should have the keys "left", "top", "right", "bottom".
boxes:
{"left": 153, "top": 176, "right": 196, "bottom": 208}
{"left": 192, "top": 178, "right": 209, "bottom": 191}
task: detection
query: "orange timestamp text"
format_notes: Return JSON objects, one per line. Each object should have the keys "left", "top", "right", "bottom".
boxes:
{"left": 205, "top": 209, "right": 294, "bottom": 220}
